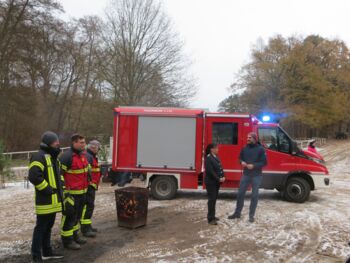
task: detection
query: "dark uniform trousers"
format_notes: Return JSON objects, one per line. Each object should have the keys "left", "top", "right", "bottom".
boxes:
{"left": 81, "top": 186, "right": 96, "bottom": 226}
{"left": 206, "top": 182, "right": 220, "bottom": 222}
{"left": 61, "top": 193, "right": 86, "bottom": 242}
{"left": 31, "top": 213, "right": 56, "bottom": 257}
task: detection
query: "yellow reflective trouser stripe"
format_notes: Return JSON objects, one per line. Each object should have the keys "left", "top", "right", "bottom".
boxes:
{"left": 35, "top": 180, "right": 48, "bottom": 191}
{"left": 36, "top": 203, "right": 62, "bottom": 215}
{"left": 91, "top": 168, "right": 100, "bottom": 172}
{"left": 73, "top": 224, "right": 80, "bottom": 231}
{"left": 64, "top": 196, "right": 74, "bottom": 206}
{"left": 29, "top": 161, "right": 45, "bottom": 171}
{"left": 80, "top": 219, "right": 92, "bottom": 225}
{"left": 64, "top": 189, "right": 87, "bottom": 194}
{"left": 67, "top": 168, "right": 89, "bottom": 174}
{"left": 90, "top": 183, "right": 97, "bottom": 189}
{"left": 81, "top": 205, "right": 92, "bottom": 225}
{"left": 61, "top": 215, "right": 73, "bottom": 237}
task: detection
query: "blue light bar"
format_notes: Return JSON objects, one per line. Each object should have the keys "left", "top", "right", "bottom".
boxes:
{"left": 262, "top": 115, "right": 271, "bottom": 122}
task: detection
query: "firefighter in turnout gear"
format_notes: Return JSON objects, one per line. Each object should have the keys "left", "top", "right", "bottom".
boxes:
{"left": 29, "top": 131, "right": 64, "bottom": 263}
{"left": 81, "top": 140, "right": 101, "bottom": 237}
{"left": 59, "top": 134, "right": 90, "bottom": 250}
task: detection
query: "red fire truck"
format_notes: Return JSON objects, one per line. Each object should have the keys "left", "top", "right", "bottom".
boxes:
{"left": 110, "top": 107, "right": 329, "bottom": 203}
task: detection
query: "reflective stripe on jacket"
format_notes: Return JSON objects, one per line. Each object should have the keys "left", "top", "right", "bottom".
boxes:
{"left": 28, "top": 150, "right": 62, "bottom": 215}
{"left": 86, "top": 150, "right": 101, "bottom": 190}
{"left": 59, "top": 149, "right": 89, "bottom": 194}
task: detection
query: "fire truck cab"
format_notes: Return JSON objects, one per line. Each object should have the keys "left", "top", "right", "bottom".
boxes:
{"left": 110, "top": 107, "right": 329, "bottom": 203}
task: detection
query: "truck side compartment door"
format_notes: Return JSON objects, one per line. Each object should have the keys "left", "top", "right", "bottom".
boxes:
{"left": 205, "top": 118, "right": 243, "bottom": 187}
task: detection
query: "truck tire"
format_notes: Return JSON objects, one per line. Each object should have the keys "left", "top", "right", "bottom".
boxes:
{"left": 151, "top": 176, "right": 177, "bottom": 200}
{"left": 284, "top": 177, "right": 310, "bottom": 203}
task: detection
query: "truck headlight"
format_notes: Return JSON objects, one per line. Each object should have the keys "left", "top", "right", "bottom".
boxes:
{"left": 309, "top": 156, "right": 325, "bottom": 165}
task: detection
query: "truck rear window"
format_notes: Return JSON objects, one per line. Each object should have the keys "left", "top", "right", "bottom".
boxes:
{"left": 212, "top": 123, "right": 238, "bottom": 145}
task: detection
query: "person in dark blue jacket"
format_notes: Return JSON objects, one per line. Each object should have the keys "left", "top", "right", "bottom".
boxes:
{"left": 205, "top": 143, "right": 225, "bottom": 225}
{"left": 228, "top": 132, "right": 267, "bottom": 223}
{"left": 28, "top": 131, "right": 64, "bottom": 262}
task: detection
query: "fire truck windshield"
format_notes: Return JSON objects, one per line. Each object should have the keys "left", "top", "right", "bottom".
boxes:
{"left": 258, "top": 126, "right": 296, "bottom": 154}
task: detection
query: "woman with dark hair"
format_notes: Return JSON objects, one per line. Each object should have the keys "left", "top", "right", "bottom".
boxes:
{"left": 205, "top": 143, "right": 225, "bottom": 225}
{"left": 307, "top": 140, "right": 317, "bottom": 153}
{"left": 307, "top": 140, "right": 323, "bottom": 160}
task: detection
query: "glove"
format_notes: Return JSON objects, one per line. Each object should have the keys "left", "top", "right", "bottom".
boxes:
{"left": 42, "top": 185, "right": 54, "bottom": 196}
{"left": 89, "top": 183, "right": 97, "bottom": 190}
{"left": 87, "top": 167, "right": 92, "bottom": 182}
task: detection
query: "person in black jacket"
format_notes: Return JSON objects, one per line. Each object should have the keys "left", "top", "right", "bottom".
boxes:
{"left": 228, "top": 132, "right": 267, "bottom": 223}
{"left": 28, "top": 131, "right": 64, "bottom": 263}
{"left": 205, "top": 143, "right": 225, "bottom": 225}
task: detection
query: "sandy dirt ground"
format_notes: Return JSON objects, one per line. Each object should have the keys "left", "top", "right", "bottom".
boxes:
{"left": 1, "top": 140, "right": 350, "bottom": 263}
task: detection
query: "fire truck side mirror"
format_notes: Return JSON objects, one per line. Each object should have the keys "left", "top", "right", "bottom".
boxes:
{"left": 291, "top": 141, "right": 298, "bottom": 155}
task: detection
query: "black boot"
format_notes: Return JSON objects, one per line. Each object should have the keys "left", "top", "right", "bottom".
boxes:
{"left": 74, "top": 232, "right": 87, "bottom": 245}
{"left": 208, "top": 220, "right": 218, "bottom": 225}
{"left": 62, "top": 238, "right": 81, "bottom": 250}
{"left": 81, "top": 225, "right": 96, "bottom": 238}
{"left": 63, "top": 241, "right": 81, "bottom": 250}
{"left": 31, "top": 255, "right": 43, "bottom": 263}
{"left": 228, "top": 213, "right": 241, "bottom": 219}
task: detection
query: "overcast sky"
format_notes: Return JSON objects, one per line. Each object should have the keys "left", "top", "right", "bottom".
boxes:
{"left": 59, "top": 0, "right": 350, "bottom": 111}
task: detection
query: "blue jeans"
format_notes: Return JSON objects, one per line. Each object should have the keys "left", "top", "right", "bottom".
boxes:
{"left": 234, "top": 175, "right": 263, "bottom": 218}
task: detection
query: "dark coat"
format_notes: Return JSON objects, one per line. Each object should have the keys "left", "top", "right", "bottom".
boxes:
{"left": 28, "top": 146, "right": 63, "bottom": 214}
{"left": 205, "top": 153, "right": 224, "bottom": 185}
{"left": 240, "top": 143, "right": 267, "bottom": 176}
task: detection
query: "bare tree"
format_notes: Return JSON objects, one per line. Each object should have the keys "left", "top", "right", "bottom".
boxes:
{"left": 73, "top": 16, "right": 105, "bottom": 131}
{"left": 0, "top": 0, "right": 66, "bottom": 149}
{"left": 0, "top": 0, "right": 196, "bottom": 151}
{"left": 102, "top": 0, "right": 196, "bottom": 107}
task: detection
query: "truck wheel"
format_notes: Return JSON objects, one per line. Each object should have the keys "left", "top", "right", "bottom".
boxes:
{"left": 151, "top": 176, "right": 177, "bottom": 200}
{"left": 284, "top": 177, "right": 310, "bottom": 203}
